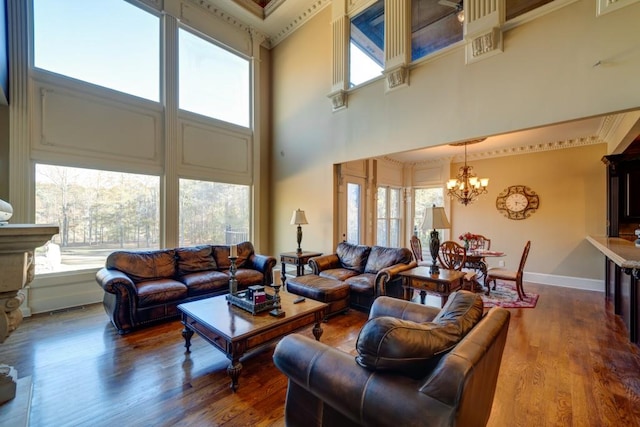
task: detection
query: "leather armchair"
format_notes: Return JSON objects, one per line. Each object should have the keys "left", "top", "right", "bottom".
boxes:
{"left": 274, "top": 293, "right": 510, "bottom": 427}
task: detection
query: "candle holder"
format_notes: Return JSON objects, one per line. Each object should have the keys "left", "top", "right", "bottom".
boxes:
{"left": 228, "top": 256, "right": 238, "bottom": 295}
{"left": 269, "top": 282, "right": 285, "bottom": 317}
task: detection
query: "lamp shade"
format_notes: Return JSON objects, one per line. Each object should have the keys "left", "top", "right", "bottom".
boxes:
{"left": 421, "top": 206, "right": 450, "bottom": 231}
{"left": 290, "top": 209, "right": 308, "bottom": 225}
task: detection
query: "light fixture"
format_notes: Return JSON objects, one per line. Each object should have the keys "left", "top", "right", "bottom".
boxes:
{"left": 447, "top": 140, "right": 489, "bottom": 205}
{"left": 421, "top": 205, "right": 451, "bottom": 275}
{"left": 290, "top": 209, "right": 308, "bottom": 253}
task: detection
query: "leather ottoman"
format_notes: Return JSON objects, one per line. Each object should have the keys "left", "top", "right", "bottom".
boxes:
{"left": 286, "top": 275, "right": 350, "bottom": 319}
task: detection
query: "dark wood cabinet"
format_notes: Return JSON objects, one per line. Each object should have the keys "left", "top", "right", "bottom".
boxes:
{"left": 623, "top": 169, "right": 640, "bottom": 219}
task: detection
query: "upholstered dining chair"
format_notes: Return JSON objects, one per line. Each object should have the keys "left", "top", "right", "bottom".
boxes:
{"left": 438, "top": 241, "right": 477, "bottom": 291}
{"left": 485, "top": 240, "right": 531, "bottom": 300}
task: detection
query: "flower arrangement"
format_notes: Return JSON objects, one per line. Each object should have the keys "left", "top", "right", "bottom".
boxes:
{"left": 459, "top": 232, "right": 479, "bottom": 249}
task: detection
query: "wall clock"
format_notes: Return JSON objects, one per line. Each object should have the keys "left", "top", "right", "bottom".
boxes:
{"left": 496, "top": 185, "right": 539, "bottom": 220}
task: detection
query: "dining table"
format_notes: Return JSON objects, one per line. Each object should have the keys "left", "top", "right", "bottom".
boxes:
{"left": 464, "top": 249, "right": 506, "bottom": 294}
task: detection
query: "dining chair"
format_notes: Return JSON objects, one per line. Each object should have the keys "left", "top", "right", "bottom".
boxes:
{"left": 438, "top": 241, "right": 477, "bottom": 290}
{"left": 410, "top": 235, "right": 428, "bottom": 265}
{"left": 469, "top": 234, "right": 491, "bottom": 251}
{"left": 485, "top": 240, "right": 531, "bottom": 300}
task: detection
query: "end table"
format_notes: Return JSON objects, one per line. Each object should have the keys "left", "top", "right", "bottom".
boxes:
{"left": 280, "top": 251, "right": 322, "bottom": 285}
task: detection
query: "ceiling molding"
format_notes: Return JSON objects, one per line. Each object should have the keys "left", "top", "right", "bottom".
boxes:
{"left": 395, "top": 135, "right": 605, "bottom": 166}
{"left": 268, "top": 0, "right": 331, "bottom": 47}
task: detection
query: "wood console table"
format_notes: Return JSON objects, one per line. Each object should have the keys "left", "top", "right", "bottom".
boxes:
{"left": 280, "top": 251, "right": 322, "bottom": 284}
{"left": 587, "top": 236, "right": 640, "bottom": 346}
{"left": 399, "top": 266, "right": 465, "bottom": 308}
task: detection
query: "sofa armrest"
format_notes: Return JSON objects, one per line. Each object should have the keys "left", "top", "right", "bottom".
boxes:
{"left": 247, "top": 254, "right": 277, "bottom": 284}
{"left": 96, "top": 267, "right": 136, "bottom": 294}
{"left": 374, "top": 260, "right": 417, "bottom": 296}
{"left": 273, "top": 334, "right": 453, "bottom": 426}
{"left": 368, "top": 296, "right": 440, "bottom": 322}
{"left": 308, "top": 254, "right": 341, "bottom": 274}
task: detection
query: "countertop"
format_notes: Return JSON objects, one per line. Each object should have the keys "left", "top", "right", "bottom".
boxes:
{"left": 587, "top": 236, "right": 640, "bottom": 269}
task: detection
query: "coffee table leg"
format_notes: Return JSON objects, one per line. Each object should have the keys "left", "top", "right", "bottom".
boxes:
{"left": 312, "top": 321, "right": 323, "bottom": 341}
{"left": 227, "top": 360, "right": 242, "bottom": 392}
{"left": 182, "top": 326, "right": 194, "bottom": 353}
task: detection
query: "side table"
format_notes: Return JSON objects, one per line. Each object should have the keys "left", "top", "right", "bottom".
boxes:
{"left": 280, "top": 251, "right": 322, "bottom": 285}
{"left": 399, "top": 266, "right": 465, "bottom": 308}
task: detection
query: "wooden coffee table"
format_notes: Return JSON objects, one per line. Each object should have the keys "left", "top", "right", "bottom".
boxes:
{"left": 399, "top": 266, "right": 465, "bottom": 308}
{"left": 178, "top": 291, "right": 327, "bottom": 391}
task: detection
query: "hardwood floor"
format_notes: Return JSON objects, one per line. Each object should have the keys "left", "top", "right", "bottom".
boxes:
{"left": 3, "top": 283, "right": 640, "bottom": 426}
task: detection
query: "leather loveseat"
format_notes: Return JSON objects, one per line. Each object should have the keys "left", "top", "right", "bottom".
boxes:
{"left": 273, "top": 291, "right": 511, "bottom": 427}
{"left": 307, "top": 242, "right": 416, "bottom": 311}
{"left": 96, "top": 241, "right": 276, "bottom": 334}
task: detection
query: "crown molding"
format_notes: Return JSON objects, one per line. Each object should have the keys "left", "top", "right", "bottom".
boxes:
{"left": 268, "top": 0, "right": 330, "bottom": 47}
{"left": 393, "top": 134, "right": 605, "bottom": 167}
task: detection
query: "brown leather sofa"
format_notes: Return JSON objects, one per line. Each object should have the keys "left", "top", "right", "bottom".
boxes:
{"left": 96, "top": 241, "right": 276, "bottom": 334}
{"left": 307, "top": 242, "right": 416, "bottom": 311}
{"left": 273, "top": 291, "right": 511, "bottom": 427}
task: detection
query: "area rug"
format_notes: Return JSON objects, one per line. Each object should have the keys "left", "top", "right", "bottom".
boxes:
{"left": 481, "top": 282, "right": 539, "bottom": 308}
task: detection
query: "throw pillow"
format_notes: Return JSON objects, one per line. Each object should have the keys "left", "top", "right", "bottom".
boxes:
{"left": 176, "top": 245, "right": 216, "bottom": 274}
{"left": 355, "top": 291, "right": 483, "bottom": 378}
{"left": 355, "top": 317, "right": 459, "bottom": 378}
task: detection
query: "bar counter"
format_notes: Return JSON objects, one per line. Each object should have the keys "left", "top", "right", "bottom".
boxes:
{"left": 586, "top": 236, "right": 640, "bottom": 269}
{"left": 587, "top": 235, "right": 640, "bottom": 346}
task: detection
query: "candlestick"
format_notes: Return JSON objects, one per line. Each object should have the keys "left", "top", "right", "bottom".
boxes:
{"left": 269, "top": 268, "right": 285, "bottom": 318}
{"left": 228, "top": 256, "right": 238, "bottom": 295}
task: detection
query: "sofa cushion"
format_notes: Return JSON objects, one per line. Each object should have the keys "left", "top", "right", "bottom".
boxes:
{"left": 345, "top": 273, "right": 376, "bottom": 295}
{"left": 107, "top": 249, "right": 177, "bottom": 283}
{"left": 136, "top": 279, "right": 187, "bottom": 306}
{"left": 318, "top": 268, "right": 361, "bottom": 281}
{"left": 336, "top": 242, "right": 371, "bottom": 273}
{"left": 182, "top": 270, "right": 230, "bottom": 297}
{"left": 364, "top": 246, "right": 412, "bottom": 274}
{"left": 176, "top": 245, "right": 216, "bottom": 275}
{"left": 355, "top": 291, "right": 483, "bottom": 378}
{"left": 213, "top": 241, "right": 255, "bottom": 270}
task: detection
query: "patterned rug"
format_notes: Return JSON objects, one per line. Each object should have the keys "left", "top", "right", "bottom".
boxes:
{"left": 481, "top": 282, "right": 539, "bottom": 308}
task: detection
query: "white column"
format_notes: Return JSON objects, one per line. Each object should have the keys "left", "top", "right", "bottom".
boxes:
{"left": 384, "top": 0, "right": 410, "bottom": 92}
{"left": 464, "top": 0, "right": 505, "bottom": 64}
{"left": 162, "top": 15, "right": 179, "bottom": 248}
{"left": 7, "top": 0, "right": 32, "bottom": 224}
{"left": 327, "top": 0, "right": 349, "bottom": 111}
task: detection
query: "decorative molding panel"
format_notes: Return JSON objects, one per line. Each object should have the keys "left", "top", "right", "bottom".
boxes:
{"left": 466, "top": 27, "right": 503, "bottom": 63}
{"left": 384, "top": 66, "right": 408, "bottom": 92}
{"left": 179, "top": 119, "right": 252, "bottom": 180}
{"left": 596, "top": 0, "right": 640, "bottom": 16}
{"left": 32, "top": 84, "right": 161, "bottom": 165}
{"left": 328, "top": 90, "right": 348, "bottom": 111}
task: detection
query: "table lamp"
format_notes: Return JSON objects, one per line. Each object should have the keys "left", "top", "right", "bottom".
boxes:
{"left": 290, "top": 209, "right": 308, "bottom": 253}
{"left": 421, "top": 205, "right": 451, "bottom": 275}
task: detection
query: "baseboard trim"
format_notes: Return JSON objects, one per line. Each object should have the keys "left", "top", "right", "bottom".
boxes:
{"left": 524, "top": 272, "right": 603, "bottom": 292}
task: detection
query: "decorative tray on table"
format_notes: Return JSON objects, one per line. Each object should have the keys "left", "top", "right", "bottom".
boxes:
{"left": 226, "top": 291, "right": 277, "bottom": 315}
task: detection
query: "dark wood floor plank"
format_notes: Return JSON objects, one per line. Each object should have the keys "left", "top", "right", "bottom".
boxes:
{"left": 2, "top": 283, "right": 640, "bottom": 426}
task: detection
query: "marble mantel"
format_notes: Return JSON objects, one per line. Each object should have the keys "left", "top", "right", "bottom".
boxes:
{"left": 586, "top": 236, "right": 640, "bottom": 270}
{"left": 0, "top": 224, "right": 58, "bottom": 405}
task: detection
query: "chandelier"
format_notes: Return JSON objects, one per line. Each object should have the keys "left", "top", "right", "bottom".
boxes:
{"left": 447, "top": 140, "right": 489, "bottom": 205}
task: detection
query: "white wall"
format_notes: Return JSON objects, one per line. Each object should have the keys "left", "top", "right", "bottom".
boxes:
{"left": 270, "top": 1, "right": 640, "bottom": 287}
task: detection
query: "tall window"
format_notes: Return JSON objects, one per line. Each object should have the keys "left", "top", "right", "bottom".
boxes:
{"left": 33, "top": 0, "right": 160, "bottom": 101}
{"left": 411, "top": 0, "right": 463, "bottom": 61}
{"left": 350, "top": 0, "right": 384, "bottom": 87}
{"left": 377, "top": 186, "right": 401, "bottom": 247}
{"left": 414, "top": 187, "right": 445, "bottom": 257}
{"left": 179, "top": 28, "right": 250, "bottom": 127}
{"left": 35, "top": 164, "right": 160, "bottom": 274}
{"left": 179, "top": 179, "right": 250, "bottom": 246}
{"left": 346, "top": 182, "right": 362, "bottom": 244}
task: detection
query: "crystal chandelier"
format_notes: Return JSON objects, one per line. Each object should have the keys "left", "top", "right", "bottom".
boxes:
{"left": 447, "top": 141, "right": 489, "bottom": 205}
